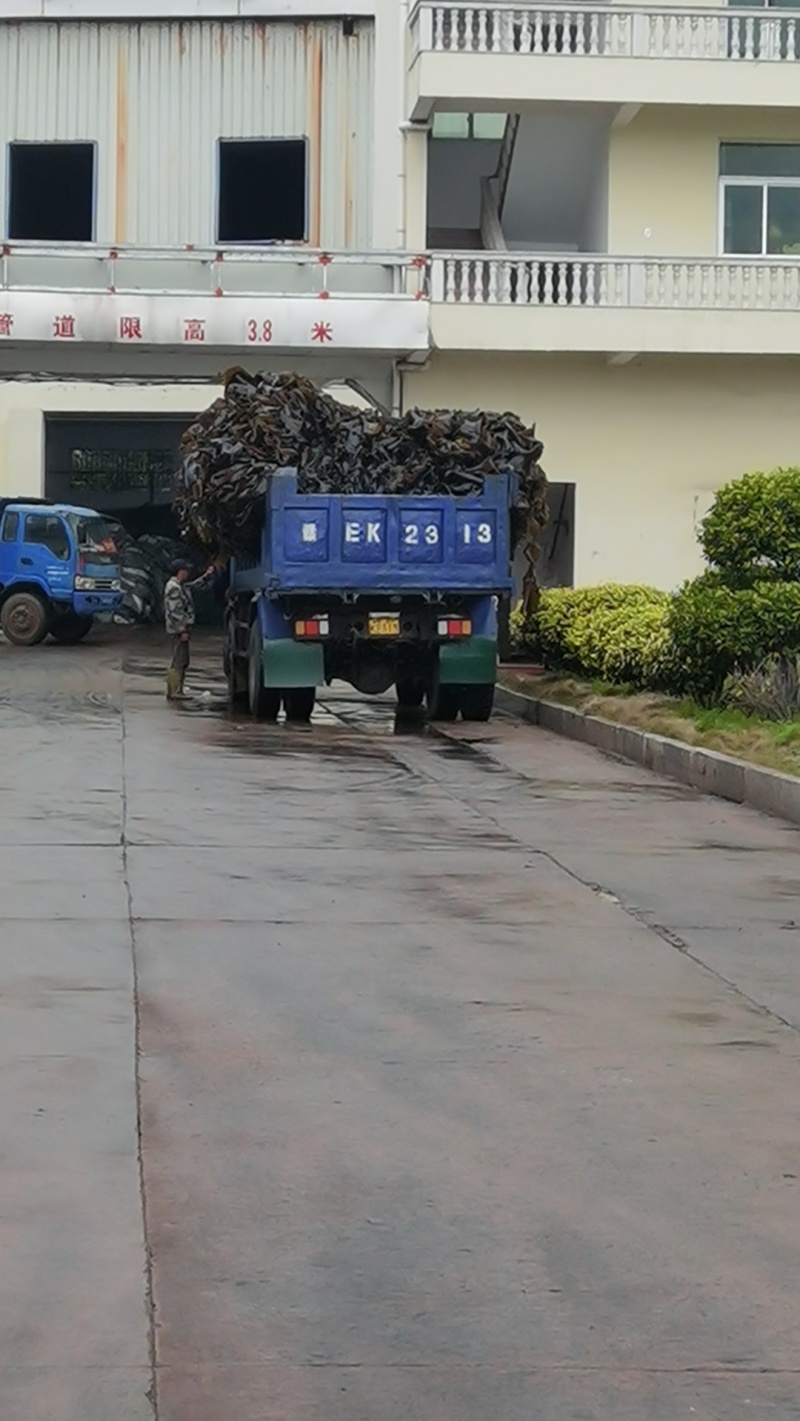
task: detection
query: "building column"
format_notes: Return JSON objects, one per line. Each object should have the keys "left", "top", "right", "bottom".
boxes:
{"left": 0, "top": 405, "right": 45, "bottom": 498}
{"left": 371, "top": 0, "right": 408, "bottom": 247}
{"left": 404, "top": 124, "right": 428, "bottom": 251}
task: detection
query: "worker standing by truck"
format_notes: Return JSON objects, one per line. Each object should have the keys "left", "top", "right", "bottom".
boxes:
{"left": 164, "top": 560, "right": 215, "bottom": 701}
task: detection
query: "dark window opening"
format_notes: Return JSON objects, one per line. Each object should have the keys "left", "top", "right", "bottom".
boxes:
{"left": 8, "top": 142, "right": 95, "bottom": 242}
{"left": 2, "top": 512, "right": 19, "bottom": 542}
{"left": 217, "top": 139, "right": 307, "bottom": 243}
{"left": 24, "top": 514, "right": 70, "bottom": 560}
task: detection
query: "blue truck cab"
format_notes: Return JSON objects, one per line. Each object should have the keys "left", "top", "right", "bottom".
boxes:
{"left": 224, "top": 470, "right": 517, "bottom": 723}
{"left": 0, "top": 499, "right": 123, "bottom": 646}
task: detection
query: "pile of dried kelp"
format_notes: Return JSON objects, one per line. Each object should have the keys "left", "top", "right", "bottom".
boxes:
{"left": 113, "top": 531, "right": 218, "bottom": 626}
{"left": 176, "top": 369, "right": 548, "bottom": 591}
{"left": 112, "top": 532, "right": 187, "bottom": 625}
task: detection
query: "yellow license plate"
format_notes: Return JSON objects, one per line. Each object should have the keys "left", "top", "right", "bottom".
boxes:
{"left": 368, "top": 615, "right": 400, "bottom": 637}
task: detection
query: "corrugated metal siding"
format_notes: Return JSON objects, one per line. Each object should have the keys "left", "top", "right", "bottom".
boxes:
{"left": 0, "top": 18, "right": 374, "bottom": 247}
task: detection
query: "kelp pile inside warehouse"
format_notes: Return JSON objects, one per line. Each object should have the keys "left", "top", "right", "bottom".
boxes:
{"left": 175, "top": 369, "right": 548, "bottom": 600}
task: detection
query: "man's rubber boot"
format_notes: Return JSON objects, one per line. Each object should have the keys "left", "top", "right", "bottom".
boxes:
{"left": 166, "top": 669, "right": 182, "bottom": 701}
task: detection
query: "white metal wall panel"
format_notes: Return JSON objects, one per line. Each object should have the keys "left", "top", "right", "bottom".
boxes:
{"left": 0, "top": 18, "right": 374, "bottom": 247}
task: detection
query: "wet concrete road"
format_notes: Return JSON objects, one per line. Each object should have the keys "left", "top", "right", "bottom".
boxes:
{"left": 2, "top": 632, "right": 800, "bottom": 1421}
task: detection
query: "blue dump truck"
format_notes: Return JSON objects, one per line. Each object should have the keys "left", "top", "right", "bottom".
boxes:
{"left": 0, "top": 498, "right": 123, "bottom": 645}
{"left": 224, "top": 469, "right": 516, "bottom": 723}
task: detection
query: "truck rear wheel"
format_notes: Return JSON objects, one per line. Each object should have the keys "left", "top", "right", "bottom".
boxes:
{"left": 284, "top": 687, "right": 316, "bottom": 723}
{"left": 1, "top": 591, "right": 49, "bottom": 646}
{"left": 228, "top": 655, "right": 249, "bottom": 708}
{"left": 50, "top": 613, "right": 93, "bottom": 645}
{"left": 460, "top": 683, "right": 495, "bottom": 722}
{"left": 226, "top": 620, "right": 248, "bottom": 707}
{"left": 428, "top": 684, "right": 461, "bottom": 722}
{"left": 396, "top": 678, "right": 425, "bottom": 709}
{"left": 248, "top": 626, "right": 281, "bottom": 721}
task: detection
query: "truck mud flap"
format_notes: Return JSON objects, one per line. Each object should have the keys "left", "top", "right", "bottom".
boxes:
{"left": 438, "top": 636, "right": 497, "bottom": 686}
{"left": 262, "top": 639, "right": 323, "bottom": 688}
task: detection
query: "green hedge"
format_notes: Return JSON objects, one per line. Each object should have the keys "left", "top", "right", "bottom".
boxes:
{"left": 667, "top": 576, "right": 800, "bottom": 700}
{"left": 513, "top": 579, "right": 800, "bottom": 702}
{"left": 700, "top": 467, "right": 800, "bottom": 588}
{"left": 516, "top": 584, "right": 671, "bottom": 688}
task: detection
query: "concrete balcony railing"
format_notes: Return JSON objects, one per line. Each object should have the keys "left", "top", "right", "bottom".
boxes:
{"left": 0, "top": 243, "right": 427, "bottom": 299}
{"left": 411, "top": 1, "right": 800, "bottom": 60}
{"left": 429, "top": 253, "right": 800, "bottom": 355}
{"left": 408, "top": 1, "right": 800, "bottom": 112}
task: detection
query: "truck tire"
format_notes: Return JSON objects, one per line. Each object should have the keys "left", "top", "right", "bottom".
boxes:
{"left": 227, "top": 655, "right": 249, "bottom": 709}
{"left": 284, "top": 687, "right": 316, "bottom": 723}
{"left": 428, "top": 684, "right": 461, "bottom": 722}
{"left": 225, "top": 621, "right": 248, "bottom": 707}
{"left": 1, "top": 591, "right": 50, "bottom": 646}
{"left": 248, "top": 626, "right": 281, "bottom": 721}
{"left": 396, "top": 678, "right": 425, "bottom": 709}
{"left": 460, "top": 683, "right": 495, "bottom": 722}
{"left": 50, "top": 613, "right": 93, "bottom": 645}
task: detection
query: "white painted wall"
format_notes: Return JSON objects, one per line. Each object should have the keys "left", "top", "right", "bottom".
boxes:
{"left": 403, "top": 351, "right": 800, "bottom": 590}
{"left": 608, "top": 106, "right": 800, "bottom": 257}
{"left": 502, "top": 107, "right": 613, "bottom": 250}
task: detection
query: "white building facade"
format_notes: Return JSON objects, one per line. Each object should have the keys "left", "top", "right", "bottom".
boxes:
{"left": 1, "top": 0, "right": 800, "bottom": 586}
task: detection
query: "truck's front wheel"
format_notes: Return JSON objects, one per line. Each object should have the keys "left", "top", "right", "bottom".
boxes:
{"left": 50, "top": 613, "right": 93, "bottom": 645}
{"left": 248, "top": 626, "right": 281, "bottom": 721}
{"left": 1, "top": 591, "right": 50, "bottom": 646}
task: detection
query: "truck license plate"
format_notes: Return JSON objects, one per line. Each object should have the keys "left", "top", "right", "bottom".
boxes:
{"left": 368, "top": 615, "right": 400, "bottom": 637}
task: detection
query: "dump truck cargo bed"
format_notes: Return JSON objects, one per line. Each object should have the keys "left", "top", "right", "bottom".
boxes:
{"left": 230, "top": 472, "right": 516, "bottom": 597}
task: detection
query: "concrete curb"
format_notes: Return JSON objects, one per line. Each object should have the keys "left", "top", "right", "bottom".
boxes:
{"left": 495, "top": 684, "right": 800, "bottom": 828}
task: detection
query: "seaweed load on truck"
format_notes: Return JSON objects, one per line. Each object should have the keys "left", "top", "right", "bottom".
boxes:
{"left": 175, "top": 369, "right": 547, "bottom": 587}
{"left": 175, "top": 370, "right": 548, "bottom": 724}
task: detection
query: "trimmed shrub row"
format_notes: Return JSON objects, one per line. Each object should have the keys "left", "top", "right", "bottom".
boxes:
{"left": 513, "top": 469, "right": 800, "bottom": 707}
{"left": 513, "top": 579, "right": 800, "bottom": 702}
{"left": 513, "top": 585, "right": 670, "bottom": 688}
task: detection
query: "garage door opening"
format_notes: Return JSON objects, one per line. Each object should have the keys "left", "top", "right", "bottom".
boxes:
{"left": 511, "top": 481, "right": 575, "bottom": 602}
{"left": 217, "top": 139, "right": 307, "bottom": 243}
{"left": 8, "top": 143, "right": 95, "bottom": 242}
{"left": 45, "top": 416, "right": 222, "bottom": 627}
{"left": 45, "top": 417, "right": 189, "bottom": 538}
{"left": 540, "top": 482, "right": 575, "bottom": 588}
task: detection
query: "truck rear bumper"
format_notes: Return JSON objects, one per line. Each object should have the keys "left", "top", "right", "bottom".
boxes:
{"left": 260, "top": 634, "right": 497, "bottom": 691}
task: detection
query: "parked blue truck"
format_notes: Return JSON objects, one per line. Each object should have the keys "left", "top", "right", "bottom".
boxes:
{"left": 224, "top": 469, "right": 516, "bottom": 722}
{"left": 0, "top": 499, "right": 123, "bottom": 645}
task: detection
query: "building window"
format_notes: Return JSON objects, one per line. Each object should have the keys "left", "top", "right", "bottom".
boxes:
{"left": 8, "top": 142, "right": 95, "bottom": 242}
{"left": 217, "top": 139, "right": 307, "bottom": 243}
{"left": 431, "top": 114, "right": 507, "bottom": 141}
{"left": 720, "top": 144, "right": 800, "bottom": 255}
